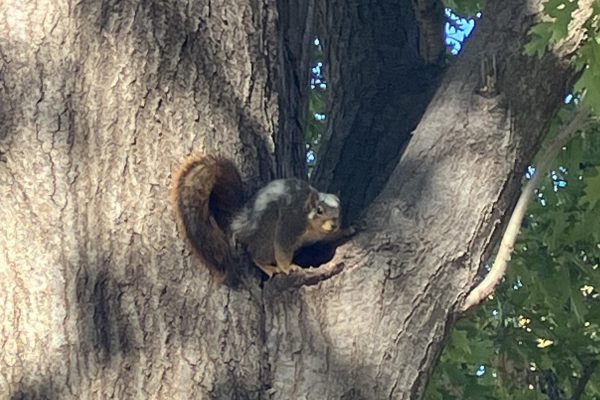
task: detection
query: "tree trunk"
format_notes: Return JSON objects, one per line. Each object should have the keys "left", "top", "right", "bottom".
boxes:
{"left": 311, "top": 0, "right": 445, "bottom": 223}
{"left": 0, "top": 1, "right": 593, "bottom": 400}
{"left": 293, "top": 0, "right": 591, "bottom": 398}
{"left": 0, "top": 0, "right": 284, "bottom": 398}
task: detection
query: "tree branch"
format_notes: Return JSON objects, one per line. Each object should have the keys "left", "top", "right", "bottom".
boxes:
{"left": 571, "top": 360, "right": 598, "bottom": 400}
{"left": 411, "top": 0, "right": 446, "bottom": 63}
{"left": 461, "top": 106, "right": 592, "bottom": 312}
{"left": 269, "top": 262, "right": 346, "bottom": 289}
{"left": 540, "top": 369, "right": 566, "bottom": 400}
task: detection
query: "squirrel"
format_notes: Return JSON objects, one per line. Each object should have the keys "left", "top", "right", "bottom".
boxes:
{"left": 171, "top": 154, "right": 345, "bottom": 284}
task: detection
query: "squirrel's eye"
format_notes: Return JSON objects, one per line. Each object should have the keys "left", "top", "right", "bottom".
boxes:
{"left": 316, "top": 206, "right": 324, "bottom": 215}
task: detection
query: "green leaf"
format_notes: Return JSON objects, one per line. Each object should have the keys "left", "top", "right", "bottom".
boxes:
{"left": 543, "top": 0, "right": 578, "bottom": 42}
{"left": 581, "top": 167, "right": 600, "bottom": 208}
{"left": 524, "top": 22, "right": 554, "bottom": 58}
{"left": 451, "top": 329, "right": 472, "bottom": 356}
{"left": 574, "top": 65, "right": 600, "bottom": 114}
{"left": 443, "top": 0, "right": 485, "bottom": 16}
{"left": 428, "top": 63, "right": 600, "bottom": 400}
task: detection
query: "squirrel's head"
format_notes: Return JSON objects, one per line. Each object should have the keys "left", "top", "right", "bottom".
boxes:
{"left": 307, "top": 191, "right": 341, "bottom": 234}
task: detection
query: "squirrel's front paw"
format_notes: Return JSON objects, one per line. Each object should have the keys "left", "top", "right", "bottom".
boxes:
{"left": 278, "top": 263, "right": 302, "bottom": 275}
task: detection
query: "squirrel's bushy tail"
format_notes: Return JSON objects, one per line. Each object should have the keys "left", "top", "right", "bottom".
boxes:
{"left": 171, "top": 155, "right": 244, "bottom": 284}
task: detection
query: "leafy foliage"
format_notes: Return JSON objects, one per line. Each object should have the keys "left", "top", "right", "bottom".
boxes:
{"left": 425, "top": 3, "right": 600, "bottom": 398}
{"left": 523, "top": 0, "right": 600, "bottom": 114}
{"left": 524, "top": 0, "right": 579, "bottom": 57}
{"left": 425, "top": 113, "right": 600, "bottom": 399}
{"left": 448, "top": 0, "right": 600, "bottom": 113}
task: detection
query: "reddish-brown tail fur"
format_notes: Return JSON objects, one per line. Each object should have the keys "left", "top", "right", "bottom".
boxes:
{"left": 171, "top": 155, "right": 244, "bottom": 284}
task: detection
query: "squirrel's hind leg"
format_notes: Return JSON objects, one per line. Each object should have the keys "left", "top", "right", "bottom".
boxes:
{"left": 274, "top": 245, "right": 302, "bottom": 275}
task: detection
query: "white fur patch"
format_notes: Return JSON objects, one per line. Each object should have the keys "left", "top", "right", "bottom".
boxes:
{"left": 230, "top": 211, "right": 247, "bottom": 234}
{"left": 254, "top": 180, "right": 287, "bottom": 213}
{"left": 319, "top": 193, "right": 340, "bottom": 208}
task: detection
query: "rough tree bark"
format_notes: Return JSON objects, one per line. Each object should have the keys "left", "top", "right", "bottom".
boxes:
{"left": 0, "top": 0, "right": 282, "bottom": 398}
{"left": 311, "top": 0, "right": 446, "bottom": 223}
{"left": 0, "top": 1, "right": 593, "bottom": 400}
{"left": 299, "top": 0, "right": 592, "bottom": 398}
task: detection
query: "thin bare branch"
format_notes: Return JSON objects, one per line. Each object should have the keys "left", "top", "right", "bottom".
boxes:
{"left": 461, "top": 106, "right": 592, "bottom": 312}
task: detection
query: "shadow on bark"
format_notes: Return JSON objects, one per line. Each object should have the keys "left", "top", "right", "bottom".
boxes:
{"left": 76, "top": 270, "right": 134, "bottom": 360}
{"left": 210, "top": 379, "right": 264, "bottom": 400}
{"left": 72, "top": 0, "right": 305, "bottom": 187}
{"left": 311, "top": 0, "right": 445, "bottom": 224}
{"left": 0, "top": 39, "right": 39, "bottom": 148}
{"left": 9, "top": 378, "right": 57, "bottom": 400}
{"left": 1, "top": 0, "right": 481, "bottom": 397}
{"left": 0, "top": 78, "right": 16, "bottom": 144}
{"left": 314, "top": 63, "right": 443, "bottom": 225}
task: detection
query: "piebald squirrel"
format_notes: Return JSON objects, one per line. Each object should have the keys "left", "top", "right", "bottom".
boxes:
{"left": 171, "top": 155, "right": 344, "bottom": 284}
